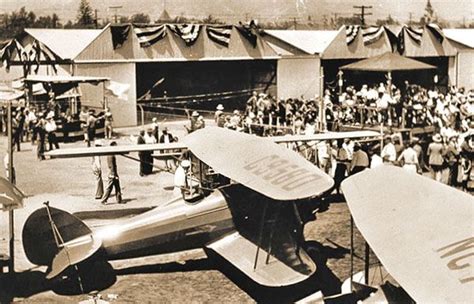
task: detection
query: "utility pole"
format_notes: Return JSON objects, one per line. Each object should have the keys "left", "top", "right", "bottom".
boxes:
{"left": 353, "top": 5, "right": 372, "bottom": 26}
{"left": 293, "top": 17, "right": 297, "bottom": 30}
{"left": 109, "top": 6, "right": 122, "bottom": 24}
{"left": 408, "top": 12, "right": 413, "bottom": 25}
{"left": 94, "top": 9, "right": 98, "bottom": 28}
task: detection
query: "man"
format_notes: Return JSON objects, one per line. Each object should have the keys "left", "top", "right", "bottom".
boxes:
{"left": 143, "top": 128, "right": 156, "bottom": 175}
{"left": 79, "top": 107, "right": 89, "bottom": 143}
{"left": 185, "top": 110, "right": 199, "bottom": 133}
{"left": 137, "top": 130, "right": 147, "bottom": 176}
{"left": 397, "top": 142, "right": 420, "bottom": 174}
{"left": 174, "top": 160, "right": 190, "bottom": 197}
{"left": 215, "top": 104, "right": 224, "bottom": 123}
{"left": 160, "top": 127, "right": 176, "bottom": 171}
{"left": 151, "top": 117, "right": 159, "bottom": 141}
{"left": 101, "top": 141, "right": 123, "bottom": 205}
{"left": 86, "top": 109, "right": 97, "bottom": 147}
{"left": 104, "top": 107, "right": 113, "bottom": 139}
{"left": 35, "top": 113, "right": 47, "bottom": 160}
{"left": 45, "top": 113, "right": 60, "bottom": 151}
{"left": 350, "top": 143, "right": 369, "bottom": 175}
{"left": 381, "top": 136, "right": 396, "bottom": 163}
{"left": 92, "top": 140, "right": 104, "bottom": 199}
{"left": 427, "top": 134, "right": 446, "bottom": 182}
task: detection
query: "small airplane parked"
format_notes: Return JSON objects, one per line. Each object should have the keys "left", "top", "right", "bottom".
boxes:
{"left": 23, "top": 127, "right": 380, "bottom": 290}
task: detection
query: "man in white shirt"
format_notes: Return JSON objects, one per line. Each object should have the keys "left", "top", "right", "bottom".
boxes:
{"left": 381, "top": 136, "right": 397, "bottom": 163}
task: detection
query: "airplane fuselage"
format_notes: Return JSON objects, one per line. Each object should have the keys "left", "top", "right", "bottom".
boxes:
{"left": 94, "top": 190, "right": 235, "bottom": 260}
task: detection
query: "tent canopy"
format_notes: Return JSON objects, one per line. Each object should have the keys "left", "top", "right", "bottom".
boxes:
{"left": 340, "top": 52, "right": 437, "bottom": 72}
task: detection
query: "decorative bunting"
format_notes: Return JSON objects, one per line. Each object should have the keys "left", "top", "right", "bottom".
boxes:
{"left": 345, "top": 25, "right": 360, "bottom": 45}
{"left": 426, "top": 23, "right": 444, "bottom": 43}
{"left": 133, "top": 24, "right": 167, "bottom": 47}
{"left": 111, "top": 25, "right": 131, "bottom": 49}
{"left": 206, "top": 25, "right": 232, "bottom": 47}
{"left": 398, "top": 27, "right": 406, "bottom": 54}
{"left": 168, "top": 24, "right": 202, "bottom": 46}
{"left": 405, "top": 26, "right": 423, "bottom": 44}
{"left": 236, "top": 20, "right": 259, "bottom": 48}
{"left": 0, "top": 39, "right": 26, "bottom": 72}
{"left": 30, "top": 40, "right": 60, "bottom": 74}
{"left": 383, "top": 26, "right": 399, "bottom": 52}
{"left": 361, "top": 26, "right": 385, "bottom": 45}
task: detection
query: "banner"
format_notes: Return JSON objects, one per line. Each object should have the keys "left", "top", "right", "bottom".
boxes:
{"left": 426, "top": 23, "right": 444, "bottom": 43}
{"left": 168, "top": 24, "right": 202, "bottom": 46}
{"left": 345, "top": 25, "right": 359, "bottom": 45}
{"left": 0, "top": 39, "right": 27, "bottom": 71}
{"left": 30, "top": 40, "right": 59, "bottom": 73}
{"left": 405, "top": 26, "right": 423, "bottom": 44}
{"left": 134, "top": 24, "right": 167, "bottom": 47}
{"left": 111, "top": 25, "right": 131, "bottom": 49}
{"left": 206, "top": 25, "right": 232, "bottom": 47}
{"left": 361, "top": 26, "right": 384, "bottom": 45}
{"left": 236, "top": 20, "right": 259, "bottom": 48}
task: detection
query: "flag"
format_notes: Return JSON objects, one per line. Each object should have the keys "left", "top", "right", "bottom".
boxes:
{"left": 345, "top": 25, "right": 359, "bottom": 45}
{"left": 105, "top": 81, "right": 130, "bottom": 100}
{"left": 405, "top": 26, "right": 423, "bottom": 44}
{"left": 361, "top": 26, "right": 385, "bottom": 45}
{"left": 236, "top": 20, "right": 259, "bottom": 48}
{"left": 168, "top": 24, "right": 202, "bottom": 46}
{"left": 0, "top": 177, "right": 25, "bottom": 211}
{"left": 111, "top": 24, "right": 131, "bottom": 49}
{"left": 206, "top": 25, "right": 232, "bottom": 47}
{"left": 426, "top": 23, "right": 444, "bottom": 43}
{"left": 134, "top": 24, "right": 167, "bottom": 47}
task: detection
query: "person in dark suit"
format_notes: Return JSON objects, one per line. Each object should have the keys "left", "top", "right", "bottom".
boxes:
{"left": 137, "top": 130, "right": 147, "bottom": 176}
{"left": 159, "top": 127, "right": 176, "bottom": 171}
{"left": 101, "top": 141, "right": 123, "bottom": 205}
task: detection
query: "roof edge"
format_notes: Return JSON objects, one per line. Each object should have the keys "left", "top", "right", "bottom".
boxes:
{"left": 74, "top": 23, "right": 111, "bottom": 60}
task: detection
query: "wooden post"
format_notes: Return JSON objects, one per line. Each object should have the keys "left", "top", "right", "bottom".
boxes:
{"left": 319, "top": 66, "right": 325, "bottom": 132}
{"left": 7, "top": 99, "right": 14, "bottom": 273}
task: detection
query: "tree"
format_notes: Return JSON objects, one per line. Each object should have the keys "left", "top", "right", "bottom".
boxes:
{"left": 420, "top": 0, "right": 436, "bottom": 25}
{"left": 76, "top": 0, "right": 95, "bottom": 27}
{"left": 376, "top": 14, "right": 399, "bottom": 26}
{"left": 130, "top": 13, "right": 150, "bottom": 24}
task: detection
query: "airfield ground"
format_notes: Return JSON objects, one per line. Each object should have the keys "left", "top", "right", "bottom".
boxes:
{"left": 0, "top": 120, "right": 375, "bottom": 303}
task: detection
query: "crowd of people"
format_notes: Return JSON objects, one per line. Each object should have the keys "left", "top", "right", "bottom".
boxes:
{"left": 205, "top": 83, "right": 473, "bottom": 191}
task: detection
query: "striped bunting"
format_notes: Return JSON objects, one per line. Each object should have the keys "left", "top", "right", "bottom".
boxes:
{"left": 29, "top": 40, "right": 59, "bottom": 73}
{"left": 206, "top": 25, "right": 232, "bottom": 47}
{"left": 168, "top": 24, "right": 202, "bottom": 46}
{"left": 133, "top": 24, "right": 167, "bottom": 47}
{"left": 111, "top": 25, "right": 131, "bottom": 49}
{"left": 345, "top": 25, "right": 359, "bottom": 45}
{"left": 426, "top": 23, "right": 444, "bottom": 43}
{"left": 0, "top": 39, "right": 27, "bottom": 72}
{"left": 405, "top": 26, "right": 423, "bottom": 44}
{"left": 361, "top": 26, "right": 385, "bottom": 45}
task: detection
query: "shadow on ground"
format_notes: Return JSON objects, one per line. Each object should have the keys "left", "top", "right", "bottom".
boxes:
{"left": 0, "top": 240, "right": 347, "bottom": 303}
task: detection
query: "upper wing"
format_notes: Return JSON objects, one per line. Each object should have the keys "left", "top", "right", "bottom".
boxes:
{"left": 45, "top": 142, "right": 188, "bottom": 158}
{"left": 271, "top": 130, "right": 381, "bottom": 144}
{"left": 341, "top": 166, "right": 474, "bottom": 303}
{"left": 207, "top": 231, "right": 316, "bottom": 287}
{"left": 184, "top": 127, "right": 333, "bottom": 201}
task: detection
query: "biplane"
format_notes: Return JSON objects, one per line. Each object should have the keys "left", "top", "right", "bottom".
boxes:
{"left": 23, "top": 127, "right": 380, "bottom": 289}
{"left": 316, "top": 166, "right": 472, "bottom": 303}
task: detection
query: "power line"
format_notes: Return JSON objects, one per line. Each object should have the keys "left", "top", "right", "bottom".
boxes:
{"left": 353, "top": 5, "right": 372, "bottom": 25}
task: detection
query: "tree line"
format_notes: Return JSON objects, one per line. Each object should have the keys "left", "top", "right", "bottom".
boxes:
{"left": 1, "top": 0, "right": 472, "bottom": 40}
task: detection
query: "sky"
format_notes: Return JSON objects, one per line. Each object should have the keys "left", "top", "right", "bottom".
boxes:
{"left": 0, "top": 0, "right": 472, "bottom": 25}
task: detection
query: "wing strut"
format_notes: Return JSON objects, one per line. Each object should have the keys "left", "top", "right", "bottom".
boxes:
{"left": 253, "top": 200, "right": 268, "bottom": 270}
{"left": 44, "top": 202, "right": 85, "bottom": 293}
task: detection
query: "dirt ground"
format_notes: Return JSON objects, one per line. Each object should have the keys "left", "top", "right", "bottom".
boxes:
{"left": 0, "top": 120, "right": 373, "bottom": 303}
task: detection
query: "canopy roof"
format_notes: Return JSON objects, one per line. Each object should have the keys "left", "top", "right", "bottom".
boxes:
{"left": 264, "top": 30, "right": 338, "bottom": 55}
{"left": 25, "top": 75, "right": 109, "bottom": 84}
{"left": 340, "top": 51, "right": 436, "bottom": 72}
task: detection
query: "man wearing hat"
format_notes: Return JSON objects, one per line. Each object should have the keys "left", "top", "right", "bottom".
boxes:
{"left": 101, "top": 141, "right": 123, "bottom": 205}
{"left": 92, "top": 139, "right": 104, "bottom": 199}
{"left": 215, "top": 104, "right": 224, "bottom": 123}
{"left": 159, "top": 127, "right": 176, "bottom": 171}
{"left": 185, "top": 109, "right": 200, "bottom": 133}
{"left": 137, "top": 130, "right": 147, "bottom": 176}
{"left": 45, "top": 113, "right": 60, "bottom": 151}
{"left": 427, "top": 134, "right": 446, "bottom": 182}
{"left": 381, "top": 136, "right": 396, "bottom": 163}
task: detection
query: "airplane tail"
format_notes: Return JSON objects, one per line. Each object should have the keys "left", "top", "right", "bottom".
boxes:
{"left": 22, "top": 204, "right": 102, "bottom": 279}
